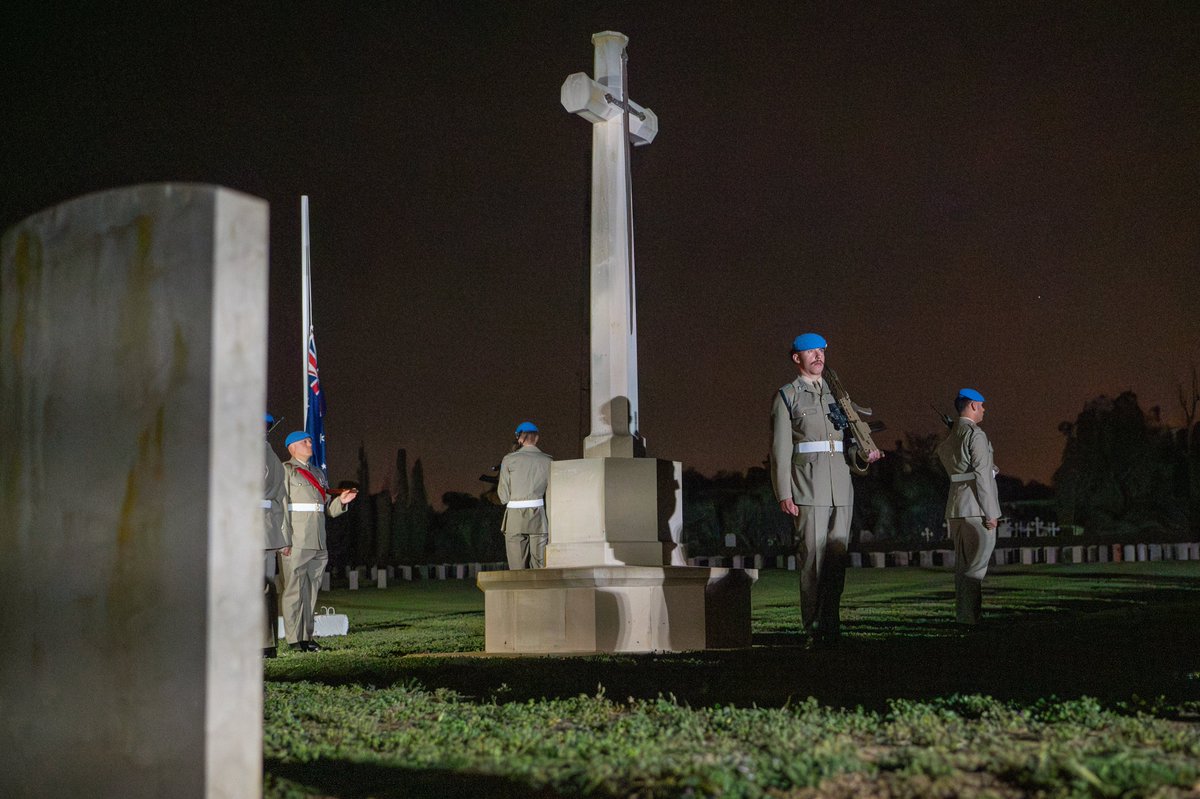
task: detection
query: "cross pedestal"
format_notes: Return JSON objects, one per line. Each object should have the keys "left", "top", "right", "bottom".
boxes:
{"left": 478, "top": 32, "right": 756, "bottom": 653}
{"left": 545, "top": 456, "right": 683, "bottom": 567}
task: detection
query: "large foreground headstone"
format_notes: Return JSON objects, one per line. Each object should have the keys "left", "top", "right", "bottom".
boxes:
{"left": 0, "top": 185, "right": 267, "bottom": 798}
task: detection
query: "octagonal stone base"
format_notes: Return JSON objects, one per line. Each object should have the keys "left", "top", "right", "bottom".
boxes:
{"left": 477, "top": 566, "right": 757, "bottom": 654}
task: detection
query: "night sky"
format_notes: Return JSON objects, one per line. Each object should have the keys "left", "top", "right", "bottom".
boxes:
{"left": 5, "top": 3, "right": 1198, "bottom": 505}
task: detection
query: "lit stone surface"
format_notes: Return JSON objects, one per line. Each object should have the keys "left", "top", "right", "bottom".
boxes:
{"left": 478, "top": 567, "right": 756, "bottom": 653}
{"left": 480, "top": 31, "right": 752, "bottom": 654}
{"left": 546, "top": 457, "right": 662, "bottom": 566}
{"left": 560, "top": 31, "right": 658, "bottom": 458}
{"left": 0, "top": 184, "right": 266, "bottom": 798}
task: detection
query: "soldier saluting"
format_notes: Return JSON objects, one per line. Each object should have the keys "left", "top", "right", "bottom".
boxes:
{"left": 936, "top": 388, "right": 1001, "bottom": 625}
{"left": 771, "top": 333, "right": 882, "bottom": 648}
{"left": 279, "top": 431, "right": 357, "bottom": 652}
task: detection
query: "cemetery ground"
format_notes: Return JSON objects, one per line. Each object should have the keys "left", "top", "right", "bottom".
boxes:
{"left": 263, "top": 564, "right": 1200, "bottom": 798}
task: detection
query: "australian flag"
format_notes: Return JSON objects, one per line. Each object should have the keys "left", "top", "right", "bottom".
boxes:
{"left": 305, "top": 330, "right": 327, "bottom": 478}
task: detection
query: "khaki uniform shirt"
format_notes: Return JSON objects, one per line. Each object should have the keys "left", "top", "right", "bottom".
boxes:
{"left": 498, "top": 445, "right": 552, "bottom": 535}
{"left": 936, "top": 417, "right": 1001, "bottom": 520}
{"left": 282, "top": 457, "right": 349, "bottom": 550}
{"left": 263, "top": 440, "right": 292, "bottom": 550}
{"left": 771, "top": 376, "right": 854, "bottom": 507}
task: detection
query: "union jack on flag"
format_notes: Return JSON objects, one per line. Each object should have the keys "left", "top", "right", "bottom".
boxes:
{"left": 305, "top": 329, "right": 327, "bottom": 477}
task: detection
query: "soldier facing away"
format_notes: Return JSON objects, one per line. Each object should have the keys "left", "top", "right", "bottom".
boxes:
{"left": 498, "top": 421, "right": 552, "bottom": 569}
{"left": 770, "top": 333, "right": 882, "bottom": 648}
{"left": 936, "top": 388, "right": 1001, "bottom": 625}
{"left": 262, "top": 413, "right": 292, "bottom": 658}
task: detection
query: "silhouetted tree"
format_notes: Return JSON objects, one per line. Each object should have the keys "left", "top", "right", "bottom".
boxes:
{"left": 410, "top": 458, "right": 435, "bottom": 556}
{"left": 1054, "top": 391, "right": 1188, "bottom": 538}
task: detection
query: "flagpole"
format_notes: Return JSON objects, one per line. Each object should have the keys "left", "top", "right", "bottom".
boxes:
{"left": 301, "top": 195, "right": 312, "bottom": 423}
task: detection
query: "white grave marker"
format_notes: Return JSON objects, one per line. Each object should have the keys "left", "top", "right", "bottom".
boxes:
{"left": 1, "top": 185, "right": 266, "bottom": 797}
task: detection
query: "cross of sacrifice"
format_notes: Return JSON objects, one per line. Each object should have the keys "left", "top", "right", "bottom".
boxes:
{"left": 561, "top": 31, "right": 659, "bottom": 459}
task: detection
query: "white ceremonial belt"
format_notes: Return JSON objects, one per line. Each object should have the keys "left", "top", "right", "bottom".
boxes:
{"left": 795, "top": 441, "right": 843, "bottom": 454}
{"left": 950, "top": 473, "right": 976, "bottom": 483}
{"left": 507, "top": 499, "right": 545, "bottom": 508}
{"left": 288, "top": 503, "right": 324, "bottom": 512}
{"left": 260, "top": 500, "right": 273, "bottom": 509}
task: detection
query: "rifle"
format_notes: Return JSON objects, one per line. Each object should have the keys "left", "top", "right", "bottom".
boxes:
{"left": 479, "top": 464, "right": 500, "bottom": 486}
{"left": 823, "top": 368, "right": 883, "bottom": 476}
{"left": 931, "top": 404, "right": 954, "bottom": 429}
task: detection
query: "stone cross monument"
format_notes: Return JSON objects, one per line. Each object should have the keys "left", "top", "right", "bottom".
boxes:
{"left": 476, "top": 32, "right": 756, "bottom": 654}
{"left": 561, "top": 30, "right": 658, "bottom": 459}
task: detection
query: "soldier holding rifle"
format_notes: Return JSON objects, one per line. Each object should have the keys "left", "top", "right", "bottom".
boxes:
{"left": 771, "top": 333, "right": 883, "bottom": 648}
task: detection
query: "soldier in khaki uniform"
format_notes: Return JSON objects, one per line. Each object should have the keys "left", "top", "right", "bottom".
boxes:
{"left": 771, "top": 333, "right": 881, "bottom": 647}
{"left": 280, "top": 431, "right": 357, "bottom": 652}
{"left": 936, "top": 388, "right": 1001, "bottom": 625}
{"left": 498, "top": 421, "right": 552, "bottom": 569}
{"left": 262, "top": 414, "right": 292, "bottom": 658}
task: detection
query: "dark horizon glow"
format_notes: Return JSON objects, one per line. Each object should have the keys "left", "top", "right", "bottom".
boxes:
{"left": 5, "top": 4, "right": 1198, "bottom": 505}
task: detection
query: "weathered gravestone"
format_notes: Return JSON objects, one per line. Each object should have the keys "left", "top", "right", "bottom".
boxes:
{"left": 0, "top": 185, "right": 266, "bottom": 798}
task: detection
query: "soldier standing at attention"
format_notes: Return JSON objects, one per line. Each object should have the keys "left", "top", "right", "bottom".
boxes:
{"left": 936, "top": 389, "right": 1001, "bottom": 625}
{"left": 280, "top": 431, "right": 357, "bottom": 652}
{"left": 498, "top": 421, "right": 552, "bottom": 569}
{"left": 771, "top": 333, "right": 882, "bottom": 648}
{"left": 262, "top": 414, "right": 292, "bottom": 658}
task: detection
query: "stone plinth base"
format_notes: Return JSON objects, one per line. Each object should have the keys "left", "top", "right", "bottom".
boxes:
{"left": 546, "top": 457, "right": 684, "bottom": 567}
{"left": 477, "top": 566, "right": 757, "bottom": 653}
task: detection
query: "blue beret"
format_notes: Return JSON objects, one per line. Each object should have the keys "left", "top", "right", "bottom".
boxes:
{"left": 514, "top": 421, "right": 539, "bottom": 435}
{"left": 792, "top": 332, "right": 827, "bottom": 352}
{"left": 957, "top": 388, "right": 985, "bottom": 403}
{"left": 285, "top": 431, "right": 312, "bottom": 447}
{"left": 265, "top": 413, "right": 275, "bottom": 425}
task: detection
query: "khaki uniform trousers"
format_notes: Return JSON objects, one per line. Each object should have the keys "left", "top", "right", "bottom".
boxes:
{"left": 264, "top": 551, "right": 280, "bottom": 648}
{"left": 795, "top": 505, "right": 851, "bottom": 635}
{"left": 505, "top": 531, "right": 547, "bottom": 570}
{"left": 948, "top": 516, "right": 995, "bottom": 624}
{"left": 280, "top": 547, "right": 328, "bottom": 644}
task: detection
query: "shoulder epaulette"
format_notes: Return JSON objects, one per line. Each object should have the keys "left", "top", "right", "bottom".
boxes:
{"left": 778, "top": 383, "right": 796, "bottom": 414}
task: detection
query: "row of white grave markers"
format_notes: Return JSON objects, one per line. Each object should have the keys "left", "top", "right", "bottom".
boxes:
{"left": 999, "top": 518, "right": 1070, "bottom": 538}
{"left": 824, "top": 519, "right": 1078, "bottom": 546}
{"left": 688, "top": 542, "right": 1199, "bottom": 570}
{"left": 336, "top": 563, "right": 508, "bottom": 587}
{"left": 315, "top": 543, "right": 1200, "bottom": 587}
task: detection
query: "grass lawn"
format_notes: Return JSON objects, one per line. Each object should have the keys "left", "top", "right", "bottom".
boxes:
{"left": 264, "top": 563, "right": 1200, "bottom": 798}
